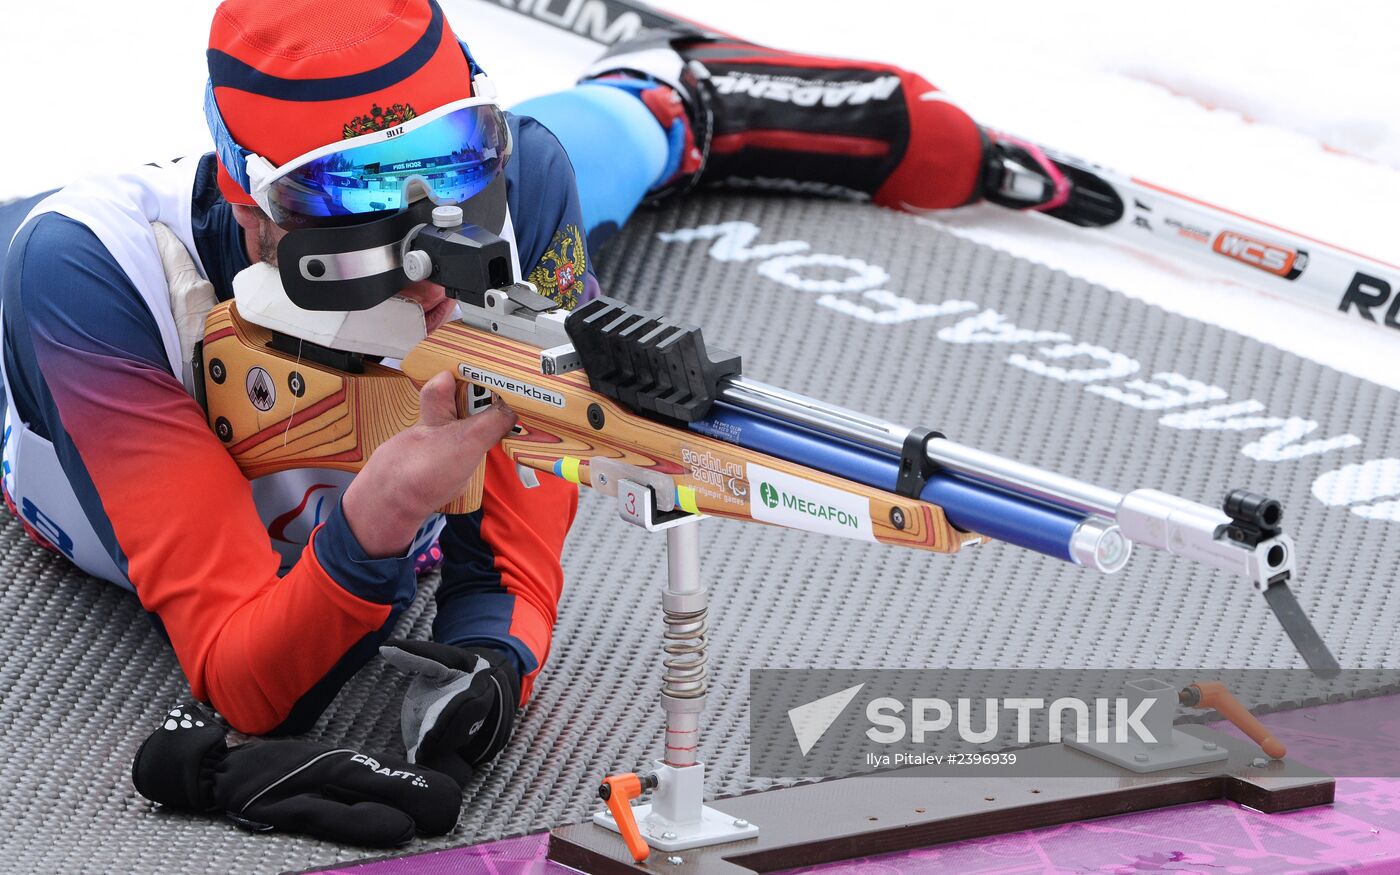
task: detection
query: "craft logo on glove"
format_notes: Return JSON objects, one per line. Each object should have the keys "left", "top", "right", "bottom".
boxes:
{"left": 350, "top": 753, "right": 430, "bottom": 788}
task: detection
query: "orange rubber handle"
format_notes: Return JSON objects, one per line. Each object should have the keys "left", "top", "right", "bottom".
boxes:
{"left": 1191, "top": 681, "right": 1286, "bottom": 759}
{"left": 599, "top": 773, "right": 650, "bottom": 862}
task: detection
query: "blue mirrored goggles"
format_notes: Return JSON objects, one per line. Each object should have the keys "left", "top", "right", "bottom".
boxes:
{"left": 206, "top": 29, "right": 507, "bottom": 230}
{"left": 269, "top": 100, "right": 509, "bottom": 229}
{"left": 208, "top": 89, "right": 512, "bottom": 230}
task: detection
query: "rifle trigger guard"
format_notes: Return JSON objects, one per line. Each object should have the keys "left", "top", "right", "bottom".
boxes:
{"left": 895, "top": 428, "right": 943, "bottom": 499}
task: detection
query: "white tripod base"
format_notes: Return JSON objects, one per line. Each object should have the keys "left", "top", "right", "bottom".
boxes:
{"left": 593, "top": 761, "right": 760, "bottom": 852}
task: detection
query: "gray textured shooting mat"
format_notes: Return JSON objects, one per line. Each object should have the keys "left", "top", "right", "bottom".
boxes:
{"left": 0, "top": 193, "right": 1396, "bottom": 874}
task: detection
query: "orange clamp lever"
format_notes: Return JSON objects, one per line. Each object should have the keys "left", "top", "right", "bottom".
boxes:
{"left": 599, "top": 772, "right": 658, "bottom": 863}
{"left": 1182, "top": 681, "right": 1286, "bottom": 760}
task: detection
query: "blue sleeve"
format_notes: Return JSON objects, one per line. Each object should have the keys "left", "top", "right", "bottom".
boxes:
{"left": 510, "top": 84, "right": 669, "bottom": 251}
{"left": 1, "top": 212, "right": 176, "bottom": 574}
{"left": 2, "top": 212, "right": 417, "bottom": 734}
{"left": 503, "top": 114, "right": 599, "bottom": 310}
{"left": 2, "top": 212, "right": 404, "bottom": 601}
{"left": 0, "top": 193, "right": 57, "bottom": 267}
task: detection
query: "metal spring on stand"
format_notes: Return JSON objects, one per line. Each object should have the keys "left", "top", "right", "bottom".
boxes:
{"left": 661, "top": 605, "right": 708, "bottom": 699}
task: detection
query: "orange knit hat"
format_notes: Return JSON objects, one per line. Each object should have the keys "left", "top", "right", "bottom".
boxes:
{"left": 206, "top": 0, "right": 476, "bottom": 205}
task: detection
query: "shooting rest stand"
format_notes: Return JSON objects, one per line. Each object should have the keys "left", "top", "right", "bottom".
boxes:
{"left": 588, "top": 464, "right": 759, "bottom": 858}
{"left": 548, "top": 467, "right": 1334, "bottom": 872}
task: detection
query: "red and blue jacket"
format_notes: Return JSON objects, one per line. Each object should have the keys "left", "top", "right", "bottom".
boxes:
{"left": 0, "top": 114, "right": 591, "bottom": 734}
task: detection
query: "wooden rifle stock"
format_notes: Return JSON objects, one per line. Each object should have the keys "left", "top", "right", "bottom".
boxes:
{"left": 199, "top": 302, "right": 484, "bottom": 515}
{"left": 201, "top": 300, "right": 967, "bottom": 552}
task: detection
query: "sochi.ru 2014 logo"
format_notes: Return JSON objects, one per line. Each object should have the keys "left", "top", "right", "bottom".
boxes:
{"left": 760, "top": 482, "right": 780, "bottom": 509}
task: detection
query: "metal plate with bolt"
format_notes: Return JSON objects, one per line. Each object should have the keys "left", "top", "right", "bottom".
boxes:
{"left": 551, "top": 724, "right": 1332, "bottom": 873}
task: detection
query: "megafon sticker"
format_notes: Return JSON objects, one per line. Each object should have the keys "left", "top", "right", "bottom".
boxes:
{"left": 1212, "top": 231, "right": 1308, "bottom": 280}
{"left": 747, "top": 463, "right": 876, "bottom": 541}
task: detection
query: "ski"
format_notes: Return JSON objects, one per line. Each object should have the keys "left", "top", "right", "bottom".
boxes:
{"left": 1020, "top": 145, "right": 1400, "bottom": 337}
{"left": 475, "top": 0, "right": 1400, "bottom": 340}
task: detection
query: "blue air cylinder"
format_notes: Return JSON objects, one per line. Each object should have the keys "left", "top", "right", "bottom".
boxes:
{"left": 690, "top": 403, "right": 1081, "bottom": 563}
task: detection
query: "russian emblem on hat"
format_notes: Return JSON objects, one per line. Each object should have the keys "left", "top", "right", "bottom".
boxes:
{"left": 206, "top": 0, "right": 475, "bottom": 205}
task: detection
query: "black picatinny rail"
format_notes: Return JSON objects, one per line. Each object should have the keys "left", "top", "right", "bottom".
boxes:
{"left": 564, "top": 297, "right": 742, "bottom": 423}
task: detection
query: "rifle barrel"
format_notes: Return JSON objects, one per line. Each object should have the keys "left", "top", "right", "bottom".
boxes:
{"left": 716, "top": 376, "right": 1291, "bottom": 596}
{"left": 691, "top": 402, "right": 1116, "bottom": 569}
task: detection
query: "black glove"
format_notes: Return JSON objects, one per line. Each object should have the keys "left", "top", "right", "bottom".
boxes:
{"left": 131, "top": 703, "right": 461, "bottom": 846}
{"left": 380, "top": 639, "right": 521, "bottom": 786}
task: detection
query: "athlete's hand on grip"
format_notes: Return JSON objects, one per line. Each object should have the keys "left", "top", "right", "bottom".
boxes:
{"left": 343, "top": 372, "right": 515, "bottom": 557}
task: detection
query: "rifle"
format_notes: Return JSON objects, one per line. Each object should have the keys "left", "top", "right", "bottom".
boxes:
{"left": 199, "top": 208, "right": 1338, "bottom": 862}
{"left": 198, "top": 219, "right": 1336, "bottom": 676}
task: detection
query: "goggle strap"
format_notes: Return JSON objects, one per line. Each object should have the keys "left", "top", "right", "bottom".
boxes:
{"left": 458, "top": 38, "right": 485, "bottom": 81}
{"left": 204, "top": 79, "right": 255, "bottom": 193}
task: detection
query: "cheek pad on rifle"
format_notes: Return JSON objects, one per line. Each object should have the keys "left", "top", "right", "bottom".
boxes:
{"left": 231, "top": 262, "right": 429, "bottom": 359}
